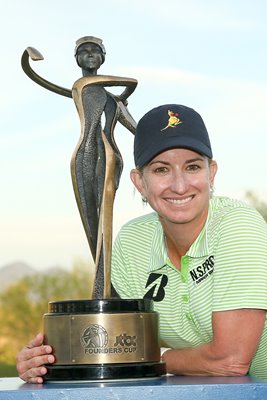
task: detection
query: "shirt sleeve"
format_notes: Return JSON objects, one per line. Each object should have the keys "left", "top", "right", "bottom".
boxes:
{"left": 212, "top": 206, "right": 267, "bottom": 312}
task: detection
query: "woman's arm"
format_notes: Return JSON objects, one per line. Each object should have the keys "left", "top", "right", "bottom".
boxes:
{"left": 163, "top": 308, "right": 266, "bottom": 376}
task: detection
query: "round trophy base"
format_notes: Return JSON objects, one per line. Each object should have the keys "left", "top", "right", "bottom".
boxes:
{"left": 44, "top": 361, "right": 166, "bottom": 382}
{"left": 43, "top": 299, "right": 166, "bottom": 382}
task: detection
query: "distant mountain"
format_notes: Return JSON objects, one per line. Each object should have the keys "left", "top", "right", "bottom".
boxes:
{"left": 0, "top": 262, "right": 65, "bottom": 292}
{"left": 41, "top": 266, "right": 66, "bottom": 277}
{"left": 0, "top": 261, "right": 36, "bottom": 291}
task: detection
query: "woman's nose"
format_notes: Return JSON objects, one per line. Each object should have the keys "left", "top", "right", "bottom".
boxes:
{"left": 170, "top": 171, "right": 188, "bottom": 194}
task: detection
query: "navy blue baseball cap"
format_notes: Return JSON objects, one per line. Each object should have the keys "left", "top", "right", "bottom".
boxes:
{"left": 134, "top": 104, "right": 213, "bottom": 168}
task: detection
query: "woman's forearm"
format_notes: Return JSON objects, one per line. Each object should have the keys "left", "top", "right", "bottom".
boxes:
{"left": 162, "top": 342, "right": 250, "bottom": 377}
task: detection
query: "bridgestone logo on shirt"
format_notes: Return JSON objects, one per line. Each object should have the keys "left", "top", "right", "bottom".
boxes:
{"left": 190, "top": 255, "right": 214, "bottom": 284}
{"left": 143, "top": 273, "right": 168, "bottom": 301}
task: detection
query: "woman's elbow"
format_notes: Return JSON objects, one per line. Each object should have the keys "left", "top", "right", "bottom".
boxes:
{"left": 215, "top": 355, "right": 250, "bottom": 377}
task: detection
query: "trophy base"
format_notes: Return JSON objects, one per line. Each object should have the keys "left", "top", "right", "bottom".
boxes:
{"left": 43, "top": 299, "right": 166, "bottom": 382}
{"left": 44, "top": 361, "right": 165, "bottom": 382}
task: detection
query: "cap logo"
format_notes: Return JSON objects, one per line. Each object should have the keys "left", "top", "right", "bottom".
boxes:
{"left": 161, "top": 110, "right": 182, "bottom": 132}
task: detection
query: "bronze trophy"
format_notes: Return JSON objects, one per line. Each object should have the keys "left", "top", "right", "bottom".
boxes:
{"left": 21, "top": 37, "right": 166, "bottom": 381}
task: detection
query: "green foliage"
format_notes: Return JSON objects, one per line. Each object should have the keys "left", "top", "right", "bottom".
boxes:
{"left": 0, "top": 259, "right": 95, "bottom": 374}
{"left": 0, "top": 363, "right": 17, "bottom": 377}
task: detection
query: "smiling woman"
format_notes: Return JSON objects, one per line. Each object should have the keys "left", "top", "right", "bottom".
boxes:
{"left": 131, "top": 149, "right": 217, "bottom": 238}
{"left": 130, "top": 105, "right": 217, "bottom": 259}
{"left": 111, "top": 103, "right": 267, "bottom": 380}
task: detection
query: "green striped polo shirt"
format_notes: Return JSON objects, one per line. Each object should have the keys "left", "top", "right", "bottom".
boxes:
{"left": 111, "top": 196, "right": 267, "bottom": 379}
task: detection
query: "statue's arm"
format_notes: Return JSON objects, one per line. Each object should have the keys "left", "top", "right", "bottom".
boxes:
{"left": 115, "top": 79, "right": 137, "bottom": 104}
{"left": 21, "top": 47, "right": 72, "bottom": 98}
{"left": 72, "top": 75, "right": 137, "bottom": 94}
{"left": 117, "top": 101, "right": 137, "bottom": 134}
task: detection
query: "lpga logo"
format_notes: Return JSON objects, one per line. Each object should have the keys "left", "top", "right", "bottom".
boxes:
{"left": 80, "top": 324, "right": 108, "bottom": 349}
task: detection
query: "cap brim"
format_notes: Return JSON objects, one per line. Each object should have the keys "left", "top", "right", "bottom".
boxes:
{"left": 136, "top": 136, "right": 213, "bottom": 167}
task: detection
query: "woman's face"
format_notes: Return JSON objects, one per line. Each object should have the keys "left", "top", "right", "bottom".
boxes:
{"left": 76, "top": 43, "right": 103, "bottom": 72}
{"left": 131, "top": 148, "right": 217, "bottom": 229}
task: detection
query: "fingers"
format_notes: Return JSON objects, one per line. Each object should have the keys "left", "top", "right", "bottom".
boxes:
{"left": 19, "top": 365, "right": 51, "bottom": 384}
{"left": 25, "top": 332, "right": 45, "bottom": 349}
{"left": 20, "top": 366, "right": 48, "bottom": 384}
{"left": 16, "top": 333, "right": 55, "bottom": 383}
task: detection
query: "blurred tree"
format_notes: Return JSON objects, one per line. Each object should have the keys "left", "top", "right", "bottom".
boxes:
{"left": 0, "top": 259, "right": 94, "bottom": 368}
{"left": 245, "top": 191, "right": 267, "bottom": 222}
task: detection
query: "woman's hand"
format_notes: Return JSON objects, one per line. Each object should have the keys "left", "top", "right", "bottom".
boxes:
{"left": 16, "top": 333, "right": 55, "bottom": 383}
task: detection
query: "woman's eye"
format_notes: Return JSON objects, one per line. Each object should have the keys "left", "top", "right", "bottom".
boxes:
{"left": 154, "top": 167, "right": 168, "bottom": 173}
{"left": 187, "top": 164, "right": 201, "bottom": 171}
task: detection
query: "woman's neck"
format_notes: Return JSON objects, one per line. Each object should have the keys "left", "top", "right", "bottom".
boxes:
{"left": 160, "top": 214, "right": 207, "bottom": 269}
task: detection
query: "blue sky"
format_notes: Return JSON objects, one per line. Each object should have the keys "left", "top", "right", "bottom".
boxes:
{"left": 1, "top": 0, "right": 267, "bottom": 269}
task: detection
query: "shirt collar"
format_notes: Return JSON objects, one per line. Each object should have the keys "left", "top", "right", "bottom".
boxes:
{"left": 147, "top": 205, "right": 212, "bottom": 272}
{"left": 186, "top": 219, "right": 209, "bottom": 258}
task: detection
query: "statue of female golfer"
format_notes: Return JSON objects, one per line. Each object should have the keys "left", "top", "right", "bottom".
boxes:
{"left": 21, "top": 36, "right": 137, "bottom": 298}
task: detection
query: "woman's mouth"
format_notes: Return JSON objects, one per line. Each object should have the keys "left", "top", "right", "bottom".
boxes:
{"left": 166, "top": 196, "right": 194, "bottom": 205}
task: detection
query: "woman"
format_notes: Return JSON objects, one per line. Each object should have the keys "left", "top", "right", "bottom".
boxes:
{"left": 16, "top": 104, "right": 267, "bottom": 382}
{"left": 111, "top": 104, "right": 267, "bottom": 378}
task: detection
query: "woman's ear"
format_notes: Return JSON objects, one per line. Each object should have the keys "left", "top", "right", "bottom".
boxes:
{"left": 209, "top": 160, "right": 218, "bottom": 186}
{"left": 130, "top": 169, "right": 144, "bottom": 194}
